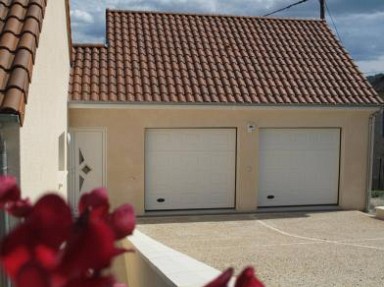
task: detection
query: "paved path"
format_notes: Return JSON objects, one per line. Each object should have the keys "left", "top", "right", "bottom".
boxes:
{"left": 138, "top": 211, "right": 384, "bottom": 286}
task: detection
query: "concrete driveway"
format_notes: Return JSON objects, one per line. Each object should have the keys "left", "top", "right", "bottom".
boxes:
{"left": 137, "top": 211, "right": 384, "bottom": 286}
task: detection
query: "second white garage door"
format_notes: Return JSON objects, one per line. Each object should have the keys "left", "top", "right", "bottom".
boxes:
{"left": 258, "top": 128, "right": 340, "bottom": 207}
{"left": 145, "top": 129, "right": 236, "bottom": 210}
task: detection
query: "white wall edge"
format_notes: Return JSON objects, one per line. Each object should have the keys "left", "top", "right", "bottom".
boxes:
{"left": 128, "top": 230, "right": 235, "bottom": 287}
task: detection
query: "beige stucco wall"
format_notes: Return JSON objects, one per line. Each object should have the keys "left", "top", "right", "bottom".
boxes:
{"left": 20, "top": 0, "right": 70, "bottom": 201}
{"left": 69, "top": 105, "right": 376, "bottom": 214}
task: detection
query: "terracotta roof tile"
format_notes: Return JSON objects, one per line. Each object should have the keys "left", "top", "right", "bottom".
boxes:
{"left": 69, "top": 10, "right": 382, "bottom": 106}
{"left": 0, "top": 0, "right": 47, "bottom": 121}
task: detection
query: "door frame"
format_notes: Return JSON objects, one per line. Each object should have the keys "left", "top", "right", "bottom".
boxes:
{"left": 144, "top": 127, "right": 238, "bottom": 211}
{"left": 257, "top": 127, "right": 341, "bottom": 207}
{"left": 68, "top": 128, "right": 107, "bottom": 210}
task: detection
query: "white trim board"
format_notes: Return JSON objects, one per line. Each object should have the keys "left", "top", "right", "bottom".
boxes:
{"left": 69, "top": 102, "right": 380, "bottom": 112}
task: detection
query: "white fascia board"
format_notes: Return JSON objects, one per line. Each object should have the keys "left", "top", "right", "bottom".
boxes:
{"left": 68, "top": 102, "right": 381, "bottom": 112}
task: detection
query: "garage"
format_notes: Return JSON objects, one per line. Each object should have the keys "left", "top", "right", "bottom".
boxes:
{"left": 145, "top": 128, "right": 236, "bottom": 210}
{"left": 258, "top": 128, "right": 340, "bottom": 207}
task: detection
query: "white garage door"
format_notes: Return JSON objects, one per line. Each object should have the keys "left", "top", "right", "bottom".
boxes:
{"left": 145, "top": 129, "right": 236, "bottom": 210}
{"left": 258, "top": 128, "right": 340, "bottom": 207}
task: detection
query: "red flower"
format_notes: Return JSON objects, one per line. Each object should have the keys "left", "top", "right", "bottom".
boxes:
{"left": 78, "top": 187, "right": 109, "bottom": 217}
{"left": 15, "top": 262, "right": 50, "bottom": 287}
{"left": 56, "top": 211, "right": 120, "bottom": 280}
{"left": 52, "top": 189, "right": 134, "bottom": 285}
{"left": 235, "top": 267, "right": 264, "bottom": 287}
{"left": 5, "top": 198, "right": 33, "bottom": 218}
{"left": 0, "top": 177, "right": 134, "bottom": 287}
{"left": 204, "top": 268, "right": 234, "bottom": 287}
{"left": 205, "top": 267, "right": 264, "bottom": 287}
{"left": 108, "top": 204, "right": 135, "bottom": 240}
{"left": 0, "top": 176, "right": 21, "bottom": 206}
{"left": 0, "top": 194, "right": 72, "bottom": 278}
{"left": 64, "top": 275, "right": 115, "bottom": 287}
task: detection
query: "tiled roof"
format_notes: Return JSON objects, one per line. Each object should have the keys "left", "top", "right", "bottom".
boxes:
{"left": 69, "top": 10, "right": 382, "bottom": 106}
{"left": 0, "top": 0, "right": 48, "bottom": 122}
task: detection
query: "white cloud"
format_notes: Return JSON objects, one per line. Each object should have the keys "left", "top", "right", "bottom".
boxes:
{"left": 71, "top": 10, "right": 94, "bottom": 24}
{"left": 357, "top": 56, "right": 384, "bottom": 76}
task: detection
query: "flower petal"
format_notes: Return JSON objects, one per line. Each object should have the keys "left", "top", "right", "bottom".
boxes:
{"left": 235, "top": 267, "right": 264, "bottom": 287}
{"left": 6, "top": 198, "right": 33, "bottom": 218}
{"left": 204, "top": 268, "right": 234, "bottom": 287}
{"left": 15, "top": 262, "right": 50, "bottom": 287}
{"left": 64, "top": 276, "right": 115, "bottom": 287}
{"left": 0, "top": 241, "right": 30, "bottom": 278}
{"left": 57, "top": 213, "right": 117, "bottom": 279}
{"left": 30, "top": 194, "right": 72, "bottom": 249}
{"left": 0, "top": 195, "right": 72, "bottom": 278}
{"left": 0, "top": 176, "right": 20, "bottom": 206}
{"left": 79, "top": 188, "right": 109, "bottom": 217}
{"left": 109, "top": 204, "right": 135, "bottom": 239}
{"left": 34, "top": 244, "right": 59, "bottom": 270}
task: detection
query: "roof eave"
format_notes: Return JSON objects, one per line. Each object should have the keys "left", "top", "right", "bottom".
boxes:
{"left": 65, "top": 0, "right": 73, "bottom": 64}
{"left": 68, "top": 101, "right": 383, "bottom": 110}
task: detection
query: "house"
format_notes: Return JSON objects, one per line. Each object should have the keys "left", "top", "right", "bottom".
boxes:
{"left": 68, "top": 10, "right": 383, "bottom": 215}
{"left": 0, "top": 0, "right": 71, "bottom": 201}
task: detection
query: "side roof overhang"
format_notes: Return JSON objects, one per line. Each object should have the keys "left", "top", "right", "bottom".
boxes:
{"left": 0, "top": 0, "right": 73, "bottom": 125}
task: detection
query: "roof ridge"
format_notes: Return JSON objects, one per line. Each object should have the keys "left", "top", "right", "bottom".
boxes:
{"left": 73, "top": 43, "right": 107, "bottom": 48}
{"left": 105, "top": 8, "right": 324, "bottom": 23}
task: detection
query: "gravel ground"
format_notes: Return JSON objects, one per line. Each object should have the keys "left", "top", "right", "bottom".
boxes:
{"left": 138, "top": 211, "right": 384, "bottom": 287}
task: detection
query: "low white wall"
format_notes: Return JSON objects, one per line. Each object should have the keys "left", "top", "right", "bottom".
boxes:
{"left": 120, "top": 231, "right": 234, "bottom": 287}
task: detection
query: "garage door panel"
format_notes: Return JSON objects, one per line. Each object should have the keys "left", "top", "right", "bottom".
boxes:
{"left": 259, "top": 129, "right": 340, "bottom": 207}
{"left": 145, "top": 129, "right": 236, "bottom": 210}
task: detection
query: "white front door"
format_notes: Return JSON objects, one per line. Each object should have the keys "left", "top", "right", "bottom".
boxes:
{"left": 68, "top": 129, "right": 106, "bottom": 213}
{"left": 258, "top": 128, "right": 340, "bottom": 207}
{"left": 145, "top": 128, "right": 236, "bottom": 210}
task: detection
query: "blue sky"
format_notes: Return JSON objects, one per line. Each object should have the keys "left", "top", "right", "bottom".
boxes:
{"left": 69, "top": 0, "right": 384, "bottom": 75}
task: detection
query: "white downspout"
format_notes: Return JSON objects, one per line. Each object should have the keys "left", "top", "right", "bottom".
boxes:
{"left": 366, "top": 108, "right": 382, "bottom": 212}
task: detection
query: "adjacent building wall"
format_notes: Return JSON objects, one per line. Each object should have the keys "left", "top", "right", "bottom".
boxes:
{"left": 20, "top": 0, "right": 70, "bottom": 201}
{"left": 69, "top": 106, "right": 376, "bottom": 214}
{"left": 372, "top": 110, "right": 384, "bottom": 190}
